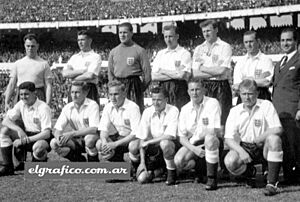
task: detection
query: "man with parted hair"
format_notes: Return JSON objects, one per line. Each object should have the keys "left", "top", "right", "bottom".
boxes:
{"left": 233, "top": 30, "right": 273, "bottom": 104}
{"left": 272, "top": 28, "right": 300, "bottom": 184}
{"left": 152, "top": 24, "right": 191, "bottom": 110}
{"left": 225, "top": 79, "right": 283, "bottom": 196}
{"left": 5, "top": 33, "right": 52, "bottom": 111}
{"left": 0, "top": 81, "right": 52, "bottom": 176}
{"left": 51, "top": 81, "right": 100, "bottom": 162}
{"left": 96, "top": 80, "right": 141, "bottom": 164}
{"left": 108, "top": 22, "right": 151, "bottom": 112}
{"left": 130, "top": 86, "right": 179, "bottom": 185}
{"left": 63, "top": 30, "right": 102, "bottom": 104}
{"left": 174, "top": 78, "right": 221, "bottom": 190}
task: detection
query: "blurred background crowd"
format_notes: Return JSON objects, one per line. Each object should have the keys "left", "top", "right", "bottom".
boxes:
{"left": 0, "top": 0, "right": 299, "bottom": 22}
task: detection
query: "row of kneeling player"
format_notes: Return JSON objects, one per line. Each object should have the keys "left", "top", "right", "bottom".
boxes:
{"left": 0, "top": 79, "right": 283, "bottom": 196}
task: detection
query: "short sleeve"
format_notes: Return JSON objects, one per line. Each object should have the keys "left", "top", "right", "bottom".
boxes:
{"left": 164, "top": 107, "right": 179, "bottom": 137}
{"left": 98, "top": 104, "right": 112, "bottom": 132}
{"left": 6, "top": 102, "right": 21, "bottom": 121}
{"left": 224, "top": 108, "right": 238, "bottom": 139}
{"left": 54, "top": 107, "right": 69, "bottom": 131}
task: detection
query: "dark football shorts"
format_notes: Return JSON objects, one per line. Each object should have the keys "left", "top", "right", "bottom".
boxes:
{"left": 240, "top": 142, "right": 264, "bottom": 165}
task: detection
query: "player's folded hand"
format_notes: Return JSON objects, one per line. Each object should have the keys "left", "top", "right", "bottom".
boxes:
{"left": 101, "top": 144, "right": 112, "bottom": 154}
{"left": 195, "top": 144, "right": 205, "bottom": 158}
{"left": 240, "top": 150, "right": 252, "bottom": 164}
{"left": 58, "top": 133, "right": 73, "bottom": 146}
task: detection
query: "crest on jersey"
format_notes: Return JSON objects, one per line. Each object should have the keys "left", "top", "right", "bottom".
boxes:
{"left": 202, "top": 117, "right": 209, "bottom": 126}
{"left": 124, "top": 119, "right": 131, "bottom": 127}
{"left": 254, "top": 119, "right": 262, "bottom": 127}
{"left": 174, "top": 60, "right": 181, "bottom": 68}
{"left": 212, "top": 54, "right": 219, "bottom": 64}
{"left": 83, "top": 118, "right": 89, "bottom": 126}
{"left": 127, "top": 57, "right": 134, "bottom": 66}
{"left": 33, "top": 117, "right": 40, "bottom": 124}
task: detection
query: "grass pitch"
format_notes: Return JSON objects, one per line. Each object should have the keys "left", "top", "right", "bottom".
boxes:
{"left": 0, "top": 154, "right": 299, "bottom": 202}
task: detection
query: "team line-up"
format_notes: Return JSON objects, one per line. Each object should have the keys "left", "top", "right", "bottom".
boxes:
{"left": 1, "top": 20, "right": 299, "bottom": 197}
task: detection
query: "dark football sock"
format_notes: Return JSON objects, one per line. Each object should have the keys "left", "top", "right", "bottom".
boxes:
{"left": 207, "top": 162, "right": 218, "bottom": 179}
{"left": 267, "top": 161, "right": 281, "bottom": 184}
{"left": 1, "top": 146, "right": 13, "bottom": 167}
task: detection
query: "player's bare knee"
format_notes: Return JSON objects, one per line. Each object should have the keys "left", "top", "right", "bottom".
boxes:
{"left": 95, "top": 139, "right": 102, "bottom": 151}
{"left": 128, "top": 139, "right": 140, "bottom": 155}
{"left": 50, "top": 138, "right": 59, "bottom": 150}
{"left": 204, "top": 135, "right": 219, "bottom": 150}
{"left": 33, "top": 140, "right": 48, "bottom": 153}
{"left": 160, "top": 140, "right": 175, "bottom": 156}
{"left": 84, "top": 135, "right": 98, "bottom": 148}
{"left": 224, "top": 151, "right": 240, "bottom": 171}
{"left": 0, "top": 127, "right": 13, "bottom": 147}
{"left": 266, "top": 134, "right": 282, "bottom": 151}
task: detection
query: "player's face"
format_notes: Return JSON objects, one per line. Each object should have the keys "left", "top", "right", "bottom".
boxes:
{"left": 281, "top": 31, "right": 297, "bottom": 54}
{"left": 201, "top": 24, "right": 218, "bottom": 43}
{"left": 244, "top": 34, "right": 259, "bottom": 55}
{"left": 240, "top": 87, "right": 258, "bottom": 109}
{"left": 24, "top": 39, "right": 39, "bottom": 58}
{"left": 152, "top": 93, "right": 167, "bottom": 112}
{"left": 164, "top": 29, "right": 178, "bottom": 49}
{"left": 119, "top": 26, "right": 133, "bottom": 44}
{"left": 19, "top": 89, "right": 36, "bottom": 106}
{"left": 188, "top": 82, "right": 205, "bottom": 105}
{"left": 71, "top": 85, "right": 87, "bottom": 105}
{"left": 109, "top": 86, "right": 126, "bottom": 108}
{"left": 77, "top": 34, "right": 92, "bottom": 52}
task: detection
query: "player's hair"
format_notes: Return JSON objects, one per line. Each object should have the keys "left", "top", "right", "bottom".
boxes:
{"left": 119, "top": 22, "right": 133, "bottom": 32}
{"left": 244, "top": 30, "right": 257, "bottom": 39}
{"left": 151, "top": 86, "right": 169, "bottom": 98}
{"left": 77, "top": 30, "right": 92, "bottom": 39}
{"left": 71, "top": 81, "right": 90, "bottom": 92}
{"left": 239, "top": 79, "right": 258, "bottom": 92}
{"left": 108, "top": 80, "right": 126, "bottom": 91}
{"left": 163, "top": 25, "right": 179, "bottom": 35}
{"left": 199, "top": 19, "right": 218, "bottom": 29}
{"left": 281, "top": 27, "right": 298, "bottom": 42}
{"left": 188, "top": 77, "right": 204, "bottom": 88}
{"left": 19, "top": 81, "right": 36, "bottom": 92}
{"left": 23, "top": 33, "right": 39, "bottom": 43}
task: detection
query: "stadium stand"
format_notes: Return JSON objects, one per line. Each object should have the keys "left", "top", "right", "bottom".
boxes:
{"left": 0, "top": 0, "right": 299, "bottom": 22}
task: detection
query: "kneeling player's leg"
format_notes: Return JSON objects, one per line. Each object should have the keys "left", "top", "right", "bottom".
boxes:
{"left": 128, "top": 139, "right": 140, "bottom": 177}
{"left": 224, "top": 150, "right": 247, "bottom": 176}
{"left": 50, "top": 138, "right": 70, "bottom": 157}
{"left": 0, "top": 126, "right": 16, "bottom": 175}
{"left": 96, "top": 139, "right": 114, "bottom": 161}
{"left": 174, "top": 146, "right": 196, "bottom": 174}
{"left": 160, "top": 140, "right": 176, "bottom": 185}
{"left": 205, "top": 134, "right": 219, "bottom": 190}
{"left": 32, "top": 140, "right": 49, "bottom": 162}
{"left": 84, "top": 134, "right": 99, "bottom": 162}
{"left": 264, "top": 134, "right": 283, "bottom": 185}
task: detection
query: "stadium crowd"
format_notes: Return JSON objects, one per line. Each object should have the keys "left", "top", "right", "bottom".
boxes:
{"left": 0, "top": 0, "right": 299, "bottom": 22}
